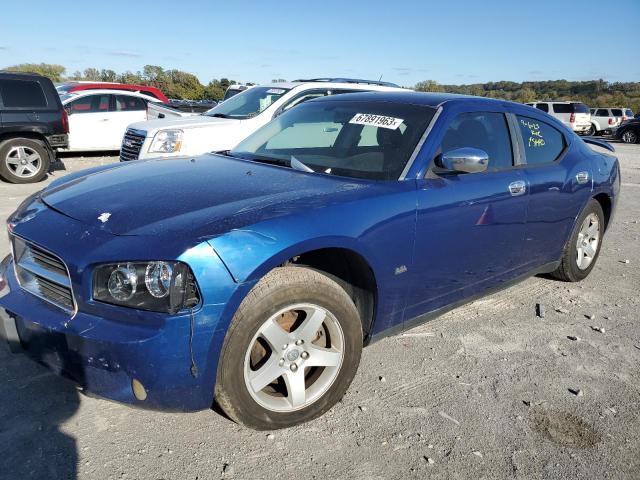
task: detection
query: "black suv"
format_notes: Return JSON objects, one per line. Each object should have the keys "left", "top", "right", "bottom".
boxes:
{"left": 0, "top": 72, "right": 68, "bottom": 183}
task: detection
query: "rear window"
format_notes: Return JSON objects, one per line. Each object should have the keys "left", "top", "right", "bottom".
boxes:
{"left": 625, "top": 109, "right": 634, "bottom": 117}
{"left": 552, "top": 103, "right": 589, "bottom": 114}
{"left": 0, "top": 79, "right": 47, "bottom": 108}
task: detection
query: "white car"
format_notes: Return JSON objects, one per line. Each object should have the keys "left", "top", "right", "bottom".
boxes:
{"left": 120, "top": 79, "right": 407, "bottom": 162}
{"left": 525, "top": 101, "right": 591, "bottom": 135}
{"left": 60, "top": 90, "right": 161, "bottom": 151}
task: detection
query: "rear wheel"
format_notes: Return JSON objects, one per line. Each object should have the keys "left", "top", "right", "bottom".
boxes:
{"left": 551, "top": 199, "right": 604, "bottom": 282}
{"left": 215, "top": 266, "right": 363, "bottom": 430}
{"left": 586, "top": 124, "right": 596, "bottom": 136}
{"left": 0, "top": 138, "right": 50, "bottom": 184}
{"left": 621, "top": 130, "right": 638, "bottom": 144}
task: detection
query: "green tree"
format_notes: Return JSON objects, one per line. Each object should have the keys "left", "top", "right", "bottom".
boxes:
{"left": 415, "top": 80, "right": 445, "bottom": 92}
{"left": 5, "top": 63, "right": 66, "bottom": 82}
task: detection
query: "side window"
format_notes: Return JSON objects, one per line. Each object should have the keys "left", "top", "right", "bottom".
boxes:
{"left": 115, "top": 95, "right": 146, "bottom": 111}
{"left": 516, "top": 115, "right": 565, "bottom": 165}
{"left": 67, "top": 94, "right": 110, "bottom": 114}
{"left": 596, "top": 109, "right": 609, "bottom": 117}
{"left": 0, "top": 79, "right": 47, "bottom": 108}
{"left": 535, "top": 103, "right": 549, "bottom": 113}
{"left": 281, "top": 90, "right": 331, "bottom": 113}
{"left": 610, "top": 109, "right": 623, "bottom": 117}
{"left": 438, "top": 112, "right": 514, "bottom": 171}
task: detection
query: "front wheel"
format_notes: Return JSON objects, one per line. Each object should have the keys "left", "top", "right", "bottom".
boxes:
{"left": 551, "top": 199, "right": 604, "bottom": 282}
{"left": 215, "top": 266, "right": 363, "bottom": 430}
{"left": 621, "top": 130, "right": 638, "bottom": 144}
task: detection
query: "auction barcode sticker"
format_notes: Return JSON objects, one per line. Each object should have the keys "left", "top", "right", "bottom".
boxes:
{"left": 349, "top": 113, "right": 404, "bottom": 130}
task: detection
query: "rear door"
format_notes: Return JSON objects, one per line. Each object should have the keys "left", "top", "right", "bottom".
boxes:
{"left": 511, "top": 112, "right": 591, "bottom": 265}
{"left": 113, "top": 95, "right": 149, "bottom": 148}
{"left": 405, "top": 107, "right": 529, "bottom": 320}
{"left": 66, "top": 93, "right": 113, "bottom": 150}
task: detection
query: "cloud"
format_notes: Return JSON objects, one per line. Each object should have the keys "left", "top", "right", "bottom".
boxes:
{"left": 0, "top": 46, "right": 7, "bottom": 50}
{"left": 107, "top": 51, "right": 142, "bottom": 58}
{"left": 528, "top": 70, "right": 543, "bottom": 75}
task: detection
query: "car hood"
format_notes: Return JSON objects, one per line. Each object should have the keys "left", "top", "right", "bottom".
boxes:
{"left": 39, "top": 154, "right": 375, "bottom": 237}
{"left": 128, "top": 114, "right": 240, "bottom": 133}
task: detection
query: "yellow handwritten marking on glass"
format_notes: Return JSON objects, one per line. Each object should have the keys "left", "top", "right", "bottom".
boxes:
{"left": 521, "top": 119, "right": 545, "bottom": 148}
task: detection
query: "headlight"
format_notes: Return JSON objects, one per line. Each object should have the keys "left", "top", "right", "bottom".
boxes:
{"left": 148, "top": 130, "right": 183, "bottom": 153}
{"left": 93, "top": 261, "right": 199, "bottom": 313}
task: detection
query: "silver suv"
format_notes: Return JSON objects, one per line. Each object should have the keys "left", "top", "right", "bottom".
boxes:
{"left": 589, "top": 107, "right": 635, "bottom": 135}
{"left": 526, "top": 101, "right": 591, "bottom": 135}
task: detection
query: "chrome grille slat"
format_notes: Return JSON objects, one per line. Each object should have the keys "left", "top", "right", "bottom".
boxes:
{"left": 12, "top": 236, "right": 76, "bottom": 315}
{"left": 120, "top": 129, "right": 146, "bottom": 162}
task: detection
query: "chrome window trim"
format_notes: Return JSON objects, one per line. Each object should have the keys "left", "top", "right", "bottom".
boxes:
{"left": 399, "top": 106, "right": 443, "bottom": 180}
{"left": 11, "top": 234, "right": 78, "bottom": 318}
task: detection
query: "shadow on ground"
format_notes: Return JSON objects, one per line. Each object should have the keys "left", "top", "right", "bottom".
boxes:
{"left": 0, "top": 342, "right": 80, "bottom": 480}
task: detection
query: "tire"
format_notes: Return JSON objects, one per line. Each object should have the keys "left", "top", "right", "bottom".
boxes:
{"left": 621, "top": 129, "right": 638, "bottom": 144}
{"left": 0, "top": 138, "right": 50, "bottom": 184}
{"left": 586, "top": 124, "right": 596, "bottom": 136}
{"left": 215, "top": 266, "right": 363, "bottom": 430}
{"left": 551, "top": 199, "right": 604, "bottom": 282}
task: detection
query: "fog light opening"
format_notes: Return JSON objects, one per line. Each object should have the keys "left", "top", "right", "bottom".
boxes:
{"left": 132, "top": 378, "right": 147, "bottom": 401}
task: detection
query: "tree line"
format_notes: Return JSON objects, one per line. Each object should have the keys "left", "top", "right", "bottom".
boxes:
{"left": 4, "top": 63, "right": 639, "bottom": 111}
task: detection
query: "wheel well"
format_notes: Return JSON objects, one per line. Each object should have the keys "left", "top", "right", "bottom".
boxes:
{"left": 0, "top": 132, "right": 49, "bottom": 149}
{"left": 287, "top": 248, "right": 377, "bottom": 342}
{"left": 593, "top": 193, "right": 612, "bottom": 231}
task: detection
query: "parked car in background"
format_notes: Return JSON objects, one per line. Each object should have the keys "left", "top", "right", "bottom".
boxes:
{"left": 60, "top": 90, "right": 161, "bottom": 151}
{"left": 0, "top": 71, "right": 68, "bottom": 183}
{"left": 167, "top": 99, "right": 217, "bottom": 114}
{"left": 588, "top": 108, "right": 622, "bottom": 135}
{"left": 526, "top": 101, "right": 591, "bottom": 135}
{"left": 56, "top": 82, "right": 169, "bottom": 103}
{"left": 120, "top": 78, "right": 406, "bottom": 162}
{"left": 614, "top": 117, "right": 640, "bottom": 143}
{"left": 1, "top": 92, "right": 619, "bottom": 430}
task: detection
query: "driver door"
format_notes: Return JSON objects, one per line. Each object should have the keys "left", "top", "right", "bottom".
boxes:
{"left": 404, "top": 110, "right": 530, "bottom": 320}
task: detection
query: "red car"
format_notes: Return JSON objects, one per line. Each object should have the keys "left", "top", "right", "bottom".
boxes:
{"left": 56, "top": 82, "right": 168, "bottom": 103}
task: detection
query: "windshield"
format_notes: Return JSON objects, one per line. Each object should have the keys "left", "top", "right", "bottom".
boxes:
{"left": 231, "top": 100, "right": 436, "bottom": 180}
{"left": 204, "top": 86, "right": 289, "bottom": 119}
{"left": 223, "top": 87, "right": 246, "bottom": 101}
{"left": 56, "top": 83, "right": 75, "bottom": 94}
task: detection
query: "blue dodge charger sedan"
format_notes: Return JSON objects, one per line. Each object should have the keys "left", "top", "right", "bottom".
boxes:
{"left": 0, "top": 92, "right": 620, "bottom": 429}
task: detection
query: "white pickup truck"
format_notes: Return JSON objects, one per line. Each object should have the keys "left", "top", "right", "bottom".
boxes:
{"left": 120, "top": 79, "right": 406, "bottom": 162}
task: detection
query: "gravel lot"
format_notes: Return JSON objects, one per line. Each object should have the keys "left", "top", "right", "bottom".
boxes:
{"left": 1, "top": 144, "right": 639, "bottom": 480}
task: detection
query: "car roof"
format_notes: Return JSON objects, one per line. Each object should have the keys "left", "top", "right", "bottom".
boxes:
{"left": 257, "top": 81, "right": 406, "bottom": 92}
{"left": 61, "top": 89, "right": 159, "bottom": 100}
{"left": 303, "top": 90, "right": 512, "bottom": 108}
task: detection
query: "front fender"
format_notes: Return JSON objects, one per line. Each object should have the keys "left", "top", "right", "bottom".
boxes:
{"left": 208, "top": 230, "right": 378, "bottom": 284}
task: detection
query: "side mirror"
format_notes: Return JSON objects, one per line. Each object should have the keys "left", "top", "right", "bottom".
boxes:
{"left": 440, "top": 147, "right": 489, "bottom": 173}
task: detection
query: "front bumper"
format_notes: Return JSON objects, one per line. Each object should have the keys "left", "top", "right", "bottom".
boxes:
{"left": 0, "top": 257, "right": 231, "bottom": 411}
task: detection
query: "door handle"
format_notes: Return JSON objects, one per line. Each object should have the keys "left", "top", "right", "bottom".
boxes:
{"left": 99, "top": 118, "right": 110, "bottom": 122}
{"left": 508, "top": 180, "right": 526, "bottom": 196}
{"left": 576, "top": 171, "right": 589, "bottom": 184}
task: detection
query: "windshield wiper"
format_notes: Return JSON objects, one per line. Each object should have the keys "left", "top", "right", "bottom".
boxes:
{"left": 290, "top": 156, "right": 314, "bottom": 173}
{"left": 207, "top": 113, "right": 231, "bottom": 118}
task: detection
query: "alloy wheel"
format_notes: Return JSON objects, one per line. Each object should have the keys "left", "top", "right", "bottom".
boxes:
{"left": 621, "top": 131, "right": 637, "bottom": 144}
{"left": 244, "top": 303, "right": 345, "bottom": 412}
{"left": 576, "top": 213, "right": 600, "bottom": 270}
{"left": 5, "top": 146, "right": 42, "bottom": 178}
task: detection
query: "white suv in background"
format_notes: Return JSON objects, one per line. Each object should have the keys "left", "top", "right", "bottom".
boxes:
{"left": 120, "top": 78, "right": 407, "bottom": 162}
{"left": 526, "top": 101, "right": 591, "bottom": 135}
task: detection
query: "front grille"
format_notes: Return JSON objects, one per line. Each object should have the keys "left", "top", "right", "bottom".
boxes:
{"left": 120, "top": 129, "right": 146, "bottom": 162}
{"left": 12, "top": 236, "right": 75, "bottom": 314}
